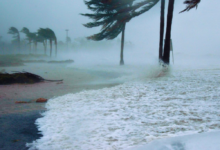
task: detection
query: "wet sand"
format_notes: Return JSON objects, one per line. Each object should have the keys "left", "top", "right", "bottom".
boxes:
{"left": 0, "top": 62, "right": 123, "bottom": 150}
{"left": 0, "top": 63, "right": 123, "bottom": 114}
{"left": 0, "top": 111, "right": 42, "bottom": 150}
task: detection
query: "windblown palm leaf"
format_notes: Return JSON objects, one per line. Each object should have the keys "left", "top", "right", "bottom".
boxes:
{"left": 20, "top": 27, "right": 29, "bottom": 35}
{"left": 8, "top": 27, "right": 19, "bottom": 35}
{"left": 83, "top": 0, "right": 159, "bottom": 27}
{"left": 82, "top": 0, "right": 136, "bottom": 40}
{"left": 8, "top": 27, "right": 21, "bottom": 50}
{"left": 130, "top": 0, "right": 160, "bottom": 18}
{"left": 21, "top": 27, "right": 33, "bottom": 42}
{"left": 180, "top": 0, "right": 201, "bottom": 13}
{"left": 8, "top": 27, "right": 20, "bottom": 39}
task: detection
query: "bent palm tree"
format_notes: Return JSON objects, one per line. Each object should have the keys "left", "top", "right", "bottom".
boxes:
{"left": 21, "top": 27, "right": 32, "bottom": 53}
{"left": 37, "top": 28, "right": 57, "bottom": 57}
{"left": 37, "top": 28, "right": 48, "bottom": 55}
{"left": 42, "top": 28, "right": 57, "bottom": 57}
{"left": 20, "top": 27, "right": 38, "bottom": 54}
{"left": 8, "top": 27, "right": 20, "bottom": 51}
{"left": 83, "top": 0, "right": 160, "bottom": 65}
{"left": 46, "top": 28, "right": 57, "bottom": 57}
{"left": 82, "top": 0, "right": 136, "bottom": 65}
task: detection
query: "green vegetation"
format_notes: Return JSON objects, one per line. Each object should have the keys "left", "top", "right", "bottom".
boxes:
{"left": 20, "top": 27, "right": 36, "bottom": 53}
{"left": 82, "top": 0, "right": 135, "bottom": 65}
{"left": 38, "top": 28, "right": 57, "bottom": 57}
{"left": 82, "top": 0, "right": 160, "bottom": 65}
{"left": 8, "top": 27, "right": 21, "bottom": 51}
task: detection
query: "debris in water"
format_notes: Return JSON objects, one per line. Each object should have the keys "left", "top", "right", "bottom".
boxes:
{"left": 0, "top": 71, "right": 63, "bottom": 85}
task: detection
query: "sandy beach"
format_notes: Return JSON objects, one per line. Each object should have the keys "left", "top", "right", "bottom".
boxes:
{"left": 0, "top": 62, "right": 124, "bottom": 150}
{"left": 0, "top": 62, "right": 124, "bottom": 114}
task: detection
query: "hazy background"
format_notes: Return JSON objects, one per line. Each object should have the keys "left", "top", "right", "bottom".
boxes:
{"left": 0, "top": 0, "right": 219, "bottom": 65}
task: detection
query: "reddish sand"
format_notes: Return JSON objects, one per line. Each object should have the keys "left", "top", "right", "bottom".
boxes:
{"left": 0, "top": 63, "right": 120, "bottom": 115}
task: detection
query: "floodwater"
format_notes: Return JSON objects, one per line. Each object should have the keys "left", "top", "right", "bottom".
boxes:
{"left": 26, "top": 50, "right": 220, "bottom": 150}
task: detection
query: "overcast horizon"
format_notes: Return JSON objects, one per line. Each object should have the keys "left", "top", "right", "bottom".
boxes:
{"left": 0, "top": 0, "right": 219, "bottom": 56}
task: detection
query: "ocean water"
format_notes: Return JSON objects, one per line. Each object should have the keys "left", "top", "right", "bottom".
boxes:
{"left": 26, "top": 55, "right": 220, "bottom": 150}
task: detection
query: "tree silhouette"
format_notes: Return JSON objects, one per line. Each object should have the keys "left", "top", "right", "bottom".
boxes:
{"left": 20, "top": 27, "right": 37, "bottom": 53}
{"left": 37, "top": 28, "right": 48, "bottom": 55}
{"left": 33, "top": 33, "right": 48, "bottom": 54}
{"left": 37, "top": 28, "right": 57, "bottom": 57}
{"left": 82, "top": 0, "right": 200, "bottom": 65}
{"left": 8, "top": 27, "right": 20, "bottom": 51}
{"left": 46, "top": 28, "right": 57, "bottom": 57}
{"left": 82, "top": 0, "right": 137, "bottom": 65}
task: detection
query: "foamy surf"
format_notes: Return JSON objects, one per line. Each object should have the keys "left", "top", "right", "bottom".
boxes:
{"left": 26, "top": 66, "right": 220, "bottom": 150}
{"left": 127, "top": 131, "right": 220, "bottom": 150}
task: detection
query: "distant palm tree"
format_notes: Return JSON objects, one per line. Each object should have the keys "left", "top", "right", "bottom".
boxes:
{"left": 37, "top": 28, "right": 48, "bottom": 55}
{"left": 21, "top": 27, "right": 32, "bottom": 53}
{"left": 32, "top": 33, "right": 44, "bottom": 54}
{"left": 46, "top": 28, "right": 57, "bottom": 57}
{"left": 38, "top": 28, "right": 57, "bottom": 57}
{"left": 8, "top": 27, "right": 20, "bottom": 51}
{"left": 20, "top": 27, "right": 39, "bottom": 54}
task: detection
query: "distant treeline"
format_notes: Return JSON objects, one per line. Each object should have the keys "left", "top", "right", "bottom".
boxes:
{"left": 0, "top": 35, "right": 133, "bottom": 55}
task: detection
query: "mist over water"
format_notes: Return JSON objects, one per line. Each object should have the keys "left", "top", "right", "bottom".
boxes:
{"left": 24, "top": 44, "right": 220, "bottom": 150}
{"left": 1, "top": 0, "right": 220, "bottom": 150}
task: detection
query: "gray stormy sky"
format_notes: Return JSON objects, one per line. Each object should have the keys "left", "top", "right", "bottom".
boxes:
{"left": 0, "top": 0, "right": 220, "bottom": 57}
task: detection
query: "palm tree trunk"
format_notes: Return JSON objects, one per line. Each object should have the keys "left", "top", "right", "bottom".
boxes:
{"left": 162, "top": 0, "right": 175, "bottom": 64}
{"left": 34, "top": 41, "right": 37, "bottom": 54}
{"left": 17, "top": 33, "right": 21, "bottom": 53}
{"left": 159, "top": 0, "right": 165, "bottom": 62}
{"left": 29, "top": 39, "right": 31, "bottom": 54}
{"left": 55, "top": 38, "right": 57, "bottom": 57}
{"left": 45, "top": 40, "right": 47, "bottom": 55}
{"left": 33, "top": 42, "right": 35, "bottom": 54}
{"left": 36, "top": 42, "right": 38, "bottom": 54}
{"left": 50, "top": 39, "right": 52, "bottom": 57}
{"left": 120, "top": 23, "right": 126, "bottom": 65}
{"left": 43, "top": 41, "right": 46, "bottom": 55}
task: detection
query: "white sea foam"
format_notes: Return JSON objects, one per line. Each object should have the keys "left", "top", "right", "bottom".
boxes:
{"left": 27, "top": 66, "right": 220, "bottom": 150}
{"left": 127, "top": 131, "right": 220, "bottom": 150}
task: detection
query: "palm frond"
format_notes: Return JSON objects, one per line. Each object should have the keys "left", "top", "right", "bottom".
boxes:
{"left": 20, "top": 27, "right": 29, "bottom": 34}
{"left": 8, "top": 27, "right": 19, "bottom": 35}
{"left": 180, "top": 0, "right": 201, "bottom": 13}
{"left": 131, "top": 0, "right": 160, "bottom": 18}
